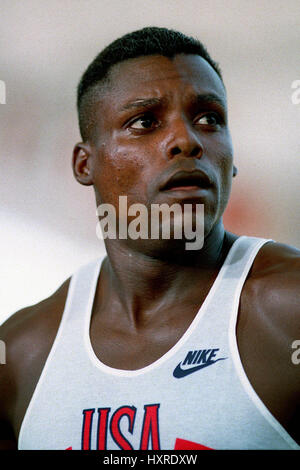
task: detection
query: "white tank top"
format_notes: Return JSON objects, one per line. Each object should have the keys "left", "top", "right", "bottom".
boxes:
{"left": 18, "top": 236, "right": 299, "bottom": 450}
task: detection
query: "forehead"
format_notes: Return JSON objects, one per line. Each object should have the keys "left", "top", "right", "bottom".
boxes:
{"left": 102, "top": 54, "right": 226, "bottom": 110}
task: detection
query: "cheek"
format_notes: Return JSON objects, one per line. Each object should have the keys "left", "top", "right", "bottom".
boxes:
{"left": 217, "top": 155, "right": 234, "bottom": 210}
{"left": 209, "top": 133, "right": 233, "bottom": 173}
{"left": 94, "top": 146, "right": 147, "bottom": 203}
{"left": 217, "top": 155, "right": 233, "bottom": 199}
{"left": 206, "top": 137, "right": 234, "bottom": 199}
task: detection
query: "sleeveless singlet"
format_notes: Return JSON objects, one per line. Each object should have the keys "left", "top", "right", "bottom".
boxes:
{"left": 18, "top": 236, "right": 299, "bottom": 450}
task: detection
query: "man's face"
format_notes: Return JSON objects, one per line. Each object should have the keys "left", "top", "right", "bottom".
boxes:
{"left": 86, "top": 54, "right": 234, "bottom": 239}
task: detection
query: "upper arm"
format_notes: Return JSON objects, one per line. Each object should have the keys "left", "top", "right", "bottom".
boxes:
{"left": 0, "top": 277, "right": 71, "bottom": 448}
{"left": 248, "top": 241, "right": 300, "bottom": 382}
{"left": 238, "top": 241, "right": 300, "bottom": 441}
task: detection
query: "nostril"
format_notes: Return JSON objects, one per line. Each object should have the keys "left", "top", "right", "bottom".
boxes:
{"left": 190, "top": 146, "right": 201, "bottom": 157}
{"left": 170, "top": 146, "right": 181, "bottom": 156}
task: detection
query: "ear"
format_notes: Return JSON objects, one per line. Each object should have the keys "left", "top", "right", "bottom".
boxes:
{"left": 232, "top": 165, "right": 238, "bottom": 178}
{"left": 72, "top": 142, "right": 93, "bottom": 186}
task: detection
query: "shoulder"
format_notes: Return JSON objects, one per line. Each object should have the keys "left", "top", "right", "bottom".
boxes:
{"left": 253, "top": 239, "right": 300, "bottom": 272}
{"left": 240, "top": 239, "right": 300, "bottom": 389}
{"left": 0, "top": 277, "right": 71, "bottom": 430}
{"left": 246, "top": 239, "right": 300, "bottom": 309}
{"left": 241, "top": 239, "right": 300, "bottom": 334}
{"left": 0, "top": 276, "right": 71, "bottom": 364}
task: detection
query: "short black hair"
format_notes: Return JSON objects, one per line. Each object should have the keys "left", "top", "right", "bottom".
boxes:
{"left": 77, "top": 26, "right": 223, "bottom": 141}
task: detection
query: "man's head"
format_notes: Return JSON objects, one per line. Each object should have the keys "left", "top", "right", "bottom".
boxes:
{"left": 73, "top": 27, "right": 236, "bottom": 257}
{"left": 77, "top": 26, "right": 223, "bottom": 143}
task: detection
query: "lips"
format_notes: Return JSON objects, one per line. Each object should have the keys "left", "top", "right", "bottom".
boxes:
{"left": 160, "top": 170, "right": 212, "bottom": 192}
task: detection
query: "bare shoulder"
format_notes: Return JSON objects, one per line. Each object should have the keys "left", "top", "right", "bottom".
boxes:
{"left": 247, "top": 240, "right": 300, "bottom": 311}
{"left": 241, "top": 240, "right": 300, "bottom": 342}
{"left": 0, "top": 276, "right": 71, "bottom": 350}
{"left": 253, "top": 239, "right": 300, "bottom": 272}
{"left": 0, "top": 277, "right": 71, "bottom": 438}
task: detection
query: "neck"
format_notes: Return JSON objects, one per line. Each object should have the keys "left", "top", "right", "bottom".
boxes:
{"left": 99, "top": 222, "right": 236, "bottom": 324}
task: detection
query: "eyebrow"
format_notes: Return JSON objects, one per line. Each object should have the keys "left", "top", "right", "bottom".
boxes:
{"left": 120, "top": 93, "right": 226, "bottom": 112}
{"left": 121, "top": 97, "right": 165, "bottom": 111}
{"left": 192, "top": 93, "right": 226, "bottom": 109}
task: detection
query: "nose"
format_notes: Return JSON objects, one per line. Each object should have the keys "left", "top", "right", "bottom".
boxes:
{"left": 166, "top": 117, "right": 203, "bottom": 160}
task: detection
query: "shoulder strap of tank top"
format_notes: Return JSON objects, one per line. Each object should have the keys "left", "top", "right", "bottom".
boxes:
{"left": 62, "top": 237, "right": 272, "bottom": 333}
{"left": 50, "top": 256, "right": 105, "bottom": 352}
{"left": 207, "top": 235, "right": 273, "bottom": 308}
{"left": 172, "top": 236, "right": 273, "bottom": 343}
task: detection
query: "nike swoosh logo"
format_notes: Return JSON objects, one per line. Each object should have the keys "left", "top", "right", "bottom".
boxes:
{"left": 173, "top": 357, "right": 227, "bottom": 378}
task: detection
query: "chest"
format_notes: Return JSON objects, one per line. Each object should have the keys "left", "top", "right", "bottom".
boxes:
{"left": 89, "top": 288, "right": 297, "bottom": 440}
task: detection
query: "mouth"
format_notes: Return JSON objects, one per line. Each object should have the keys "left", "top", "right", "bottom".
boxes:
{"left": 160, "top": 170, "right": 212, "bottom": 192}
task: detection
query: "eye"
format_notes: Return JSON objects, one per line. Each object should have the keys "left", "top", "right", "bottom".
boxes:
{"left": 129, "top": 113, "right": 158, "bottom": 130}
{"left": 195, "top": 112, "right": 221, "bottom": 127}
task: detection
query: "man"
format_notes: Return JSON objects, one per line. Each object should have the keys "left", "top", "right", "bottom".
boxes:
{"left": 0, "top": 27, "right": 299, "bottom": 450}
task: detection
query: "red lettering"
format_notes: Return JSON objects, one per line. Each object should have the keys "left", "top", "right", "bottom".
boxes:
{"left": 81, "top": 409, "right": 94, "bottom": 450}
{"left": 110, "top": 406, "right": 137, "bottom": 450}
{"left": 97, "top": 408, "right": 111, "bottom": 450}
{"left": 81, "top": 403, "right": 161, "bottom": 450}
{"left": 140, "top": 404, "right": 160, "bottom": 450}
